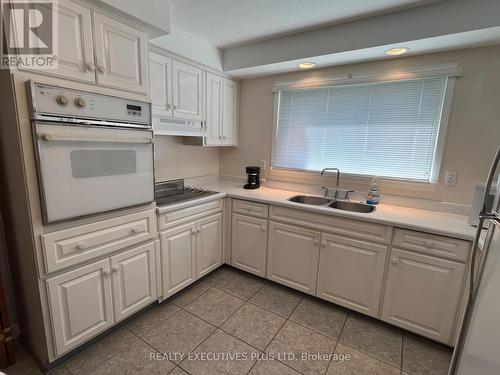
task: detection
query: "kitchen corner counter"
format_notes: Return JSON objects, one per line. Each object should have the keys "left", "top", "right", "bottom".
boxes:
{"left": 157, "top": 181, "right": 476, "bottom": 242}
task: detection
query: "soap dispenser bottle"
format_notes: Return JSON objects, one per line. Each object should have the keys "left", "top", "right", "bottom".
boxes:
{"left": 366, "top": 176, "right": 380, "bottom": 205}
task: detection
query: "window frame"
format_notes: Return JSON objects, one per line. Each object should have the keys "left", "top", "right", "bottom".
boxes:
{"left": 270, "top": 73, "right": 457, "bottom": 184}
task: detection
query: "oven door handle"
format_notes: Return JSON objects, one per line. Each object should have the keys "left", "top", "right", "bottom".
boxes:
{"left": 39, "top": 133, "right": 153, "bottom": 144}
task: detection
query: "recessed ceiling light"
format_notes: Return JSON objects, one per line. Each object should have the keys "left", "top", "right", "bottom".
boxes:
{"left": 385, "top": 47, "right": 409, "bottom": 56}
{"left": 298, "top": 62, "right": 316, "bottom": 69}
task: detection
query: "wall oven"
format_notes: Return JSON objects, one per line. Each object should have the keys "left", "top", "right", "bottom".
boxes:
{"left": 27, "top": 81, "right": 154, "bottom": 224}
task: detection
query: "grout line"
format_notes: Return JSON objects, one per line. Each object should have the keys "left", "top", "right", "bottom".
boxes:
{"left": 324, "top": 312, "right": 349, "bottom": 374}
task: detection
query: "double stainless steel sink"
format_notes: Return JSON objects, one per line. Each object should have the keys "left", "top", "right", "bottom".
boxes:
{"left": 288, "top": 195, "right": 375, "bottom": 213}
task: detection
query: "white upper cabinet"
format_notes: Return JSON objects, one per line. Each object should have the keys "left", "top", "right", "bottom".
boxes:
{"left": 205, "top": 72, "right": 224, "bottom": 146}
{"left": 172, "top": 60, "right": 203, "bottom": 121}
{"left": 149, "top": 52, "right": 173, "bottom": 117}
{"left": 222, "top": 78, "right": 238, "bottom": 146}
{"left": 204, "top": 75, "right": 238, "bottom": 146}
{"left": 16, "top": 1, "right": 148, "bottom": 94}
{"left": 93, "top": 12, "right": 148, "bottom": 94}
{"left": 50, "top": 0, "right": 95, "bottom": 83}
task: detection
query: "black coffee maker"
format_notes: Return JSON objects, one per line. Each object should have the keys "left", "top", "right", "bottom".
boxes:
{"left": 244, "top": 166, "right": 260, "bottom": 189}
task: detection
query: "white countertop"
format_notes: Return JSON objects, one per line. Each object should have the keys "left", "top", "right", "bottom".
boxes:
{"left": 157, "top": 181, "right": 476, "bottom": 241}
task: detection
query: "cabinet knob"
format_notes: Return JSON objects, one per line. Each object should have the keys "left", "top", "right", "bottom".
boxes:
{"left": 391, "top": 257, "right": 398, "bottom": 265}
{"left": 197, "top": 228, "right": 201, "bottom": 234}
{"left": 321, "top": 241, "right": 326, "bottom": 248}
{"left": 165, "top": 103, "right": 171, "bottom": 109}
{"left": 131, "top": 227, "right": 141, "bottom": 234}
{"left": 97, "top": 65, "right": 105, "bottom": 73}
{"left": 76, "top": 243, "right": 86, "bottom": 250}
{"left": 173, "top": 105, "right": 178, "bottom": 110}
{"left": 191, "top": 229, "right": 196, "bottom": 235}
{"left": 313, "top": 239, "right": 319, "bottom": 246}
{"left": 424, "top": 240, "right": 434, "bottom": 249}
{"left": 103, "top": 269, "right": 110, "bottom": 277}
{"left": 261, "top": 226, "right": 266, "bottom": 232}
{"left": 112, "top": 266, "right": 119, "bottom": 273}
{"left": 86, "top": 62, "right": 95, "bottom": 72}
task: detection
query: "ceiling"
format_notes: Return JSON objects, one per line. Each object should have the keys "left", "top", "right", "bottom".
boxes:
{"left": 170, "top": 0, "right": 434, "bottom": 49}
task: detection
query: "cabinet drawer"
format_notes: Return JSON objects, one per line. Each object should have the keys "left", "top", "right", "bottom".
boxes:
{"left": 270, "top": 205, "right": 392, "bottom": 244}
{"left": 232, "top": 199, "right": 269, "bottom": 218}
{"left": 158, "top": 199, "right": 223, "bottom": 230}
{"left": 42, "top": 210, "right": 156, "bottom": 273}
{"left": 392, "top": 229, "right": 470, "bottom": 262}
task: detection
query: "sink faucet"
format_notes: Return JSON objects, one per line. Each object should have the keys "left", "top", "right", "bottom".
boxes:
{"left": 321, "top": 168, "right": 340, "bottom": 199}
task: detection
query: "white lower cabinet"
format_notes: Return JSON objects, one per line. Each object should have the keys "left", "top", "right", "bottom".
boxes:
{"left": 160, "top": 213, "right": 223, "bottom": 298}
{"left": 47, "top": 259, "right": 115, "bottom": 356}
{"left": 47, "top": 241, "right": 158, "bottom": 356}
{"left": 316, "top": 234, "right": 388, "bottom": 317}
{"left": 381, "top": 248, "right": 465, "bottom": 343}
{"left": 267, "top": 222, "right": 320, "bottom": 295}
{"left": 231, "top": 213, "right": 267, "bottom": 277}
{"left": 160, "top": 222, "right": 197, "bottom": 297}
{"left": 196, "top": 214, "right": 223, "bottom": 278}
{"left": 110, "top": 242, "right": 157, "bottom": 322}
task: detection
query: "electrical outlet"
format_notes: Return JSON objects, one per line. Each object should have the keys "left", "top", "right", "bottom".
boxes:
{"left": 260, "top": 160, "right": 267, "bottom": 171}
{"left": 445, "top": 171, "right": 457, "bottom": 186}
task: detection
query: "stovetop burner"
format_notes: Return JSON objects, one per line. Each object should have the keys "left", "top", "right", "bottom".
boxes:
{"left": 155, "top": 179, "right": 218, "bottom": 206}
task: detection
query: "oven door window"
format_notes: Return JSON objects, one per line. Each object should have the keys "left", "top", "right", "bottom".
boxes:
{"left": 71, "top": 150, "right": 137, "bottom": 178}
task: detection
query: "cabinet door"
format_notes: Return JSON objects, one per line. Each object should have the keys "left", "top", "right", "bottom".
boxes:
{"left": 381, "top": 248, "right": 465, "bottom": 344}
{"left": 47, "top": 259, "right": 113, "bottom": 356}
{"left": 149, "top": 52, "right": 173, "bottom": 117}
{"left": 93, "top": 12, "right": 148, "bottom": 94}
{"left": 160, "top": 222, "right": 197, "bottom": 297}
{"left": 267, "top": 222, "right": 320, "bottom": 295}
{"left": 204, "top": 72, "right": 223, "bottom": 146}
{"left": 231, "top": 214, "right": 267, "bottom": 277}
{"left": 317, "top": 234, "right": 388, "bottom": 317}
{"left": 172, "top": 60, "right": 203, "bottom": 120}
{"left": 196, "top": 213, "right": 223, "bottom": 278}
{"left": 110, "top": 242, "right": 157, "bottom": 322}
{"left": 222, "top": 79, "right": 238, "bottom": 146}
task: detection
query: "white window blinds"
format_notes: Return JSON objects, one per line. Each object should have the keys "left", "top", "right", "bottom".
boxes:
{"left": 272, "top": 77, "right": 448, "bottom": 181}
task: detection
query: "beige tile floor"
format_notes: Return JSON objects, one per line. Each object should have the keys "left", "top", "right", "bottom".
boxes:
{"left": 3, "top": 265, "right": 453, "bottom": 375}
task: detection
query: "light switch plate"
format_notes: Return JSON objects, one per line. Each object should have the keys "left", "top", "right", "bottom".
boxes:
{"left": 445, "top": 171, "right": 457, "bottom": 186}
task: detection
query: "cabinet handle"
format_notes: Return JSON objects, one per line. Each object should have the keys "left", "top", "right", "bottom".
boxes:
{"left": 76, "top": 243, "right": 86, "bottom": 250}
{"left": 424, "top": 240, "right": 434, "bottom": 249}
{"left": 165, "top": 103, "right": 171, "bottom": 110}
{"left": 313, "top": 239, "right": 319, "bottom": 246}
{"left": 131, "top": 227, "right": 141, "bottom": 234}
{"left": 321, "top": 241, "right": 326, "bottom": 248}
{"left": 85, "top": 62, "right": 95, "bottom": 72}
{"left": 191, "top": 229, "right": 196, "bottom": 235}
{"left": 173, "top": 105, "right": 178, "bottom": 110}
{"left": 261, "top": 226, "right": 266, "bottom": 232}
{"left": 103, "top": 269, "right": 110, "bottom": 277}
{"left": 391, "top": 257, "right": 398, "bottom": 265}
{"left": 197, "top": 228, "right": 201, "bottom": 234}
{"left": 112, "top": 266, "right": 119, "bottom": 273}
{"left": 97, "top": 65, "right": 105, "bottom": 73}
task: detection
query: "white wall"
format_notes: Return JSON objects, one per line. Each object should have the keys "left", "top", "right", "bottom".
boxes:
{"left": 155, "top": 136, "right": 219, "bottom": 182}
{"left": 220, "top": 45, "right": 500, "bottom": 205}
{"left": 150, "top": 25, "right": 223, "bottom": 71}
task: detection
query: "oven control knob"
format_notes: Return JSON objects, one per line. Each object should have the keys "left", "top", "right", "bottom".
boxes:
{"left": 56, "top": 95, "right": 68, "bottom": 105}
{"left": 75, "top": 98, "right": 86, "bottom": 108}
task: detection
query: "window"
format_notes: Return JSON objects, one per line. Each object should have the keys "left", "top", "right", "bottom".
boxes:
{"left": 272, "top": 76, "right": 450, "bottom": 182}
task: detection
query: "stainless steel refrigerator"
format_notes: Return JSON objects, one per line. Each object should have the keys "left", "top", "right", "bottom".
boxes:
{"left": 450, "top": 145, "right": 500, "bottom": 375}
